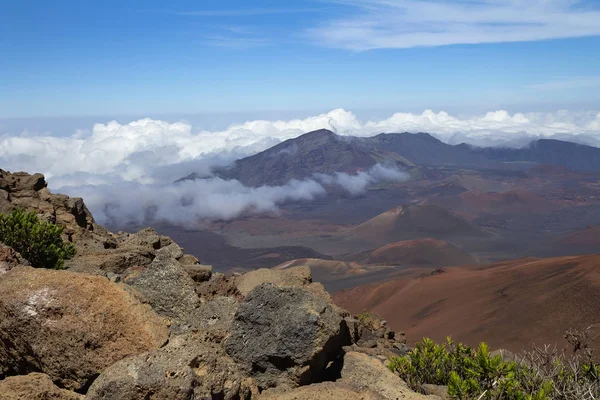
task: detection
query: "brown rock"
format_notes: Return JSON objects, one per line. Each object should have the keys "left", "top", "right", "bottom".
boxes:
{"left": 196, "top": 273, "right": 242, "bottom": 301}
{"left": 258, "top": 382, "right": 384, "bottom": 400}
{"left": 340, "top": 352, "right": 432, "bottom": 400}
{"left": 65, "top": 246, "right": 155, "bottom": 274}
{"left": 119, "top": 227, "right": 171, "bottom": 250}
{"left": 0, "top": 373, "right": 83, "bottom": 400}
{"left": 182, "top": 264, "right": 213, "bottom": 282}
{"left": 235, "top": 265, "right": 312, "bottom": 296}
{"left": 0, "top": 244, "right": 29, "bottom": 276}
{"left": 0, "top": 267, "right": 169, "bottom": 391}
{"left": 179, "top": 253, "right": 201, "bottom": 265}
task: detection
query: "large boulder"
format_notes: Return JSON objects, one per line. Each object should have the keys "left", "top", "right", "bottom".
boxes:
{"left": 123, "top": 253, "right": 200, "bottom": 332}
{"left": 0, "top": 267, "right": 169, "bottom": 391}
{"left": 225, "top": 283, "right": 351, "bottom": 389}
{"left": 0, "top": 373, "right": 84, "bottom": 400}
{"left": 86, "top": 333, "right": 257, "bottom": 400}
{"left": 235, "top": 265, "right": 312, "bottom": 296}
{"left": 340, "top": 352, "right": 433, "bottom": 400}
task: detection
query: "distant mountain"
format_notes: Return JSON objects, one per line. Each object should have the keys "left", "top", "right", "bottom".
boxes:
{"left": 180, "top": 129, "right": 600, "bottom": 187}
{"left": 465, "top": 139, "right": 600, "bottom": 173}
{"left": 369, "top": 132, "right": 499, "bottom": 168}
{"left": 214, "top": 129, "right": 415, "bottom": 187}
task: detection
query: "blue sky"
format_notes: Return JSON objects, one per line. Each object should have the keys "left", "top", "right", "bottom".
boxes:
{"left": 1, "top": 0, "right": 600, "bottom": 119}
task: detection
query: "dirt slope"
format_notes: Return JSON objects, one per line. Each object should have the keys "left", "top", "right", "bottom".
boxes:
{"left": 356, "top": 238, "right": 476, "bottom": 267}
{"left": 334, "top": 255, "right": 600, "bottom": 352}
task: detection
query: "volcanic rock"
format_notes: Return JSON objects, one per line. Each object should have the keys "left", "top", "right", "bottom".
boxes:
{"left": 258, "top": 381, "right": 383, "bottom": 399}
{"left": 86, "top": 333, "right": 257, "bottom": 400}
{"left": 0, "top": 267, "right": 169, "bottom": 391}
{"left": 0, "top": 373, "right": 84, "bottom": 400}
{"left": 0, "top": 244, "right": 29, "bottom": 275}
{"left": 340, "top": 352, "right": 432, "bottom": 400}
{"left": 123, "top": 253, "right": 200, "bottom": 332}
{"left": 225, "top": 283, "right": 351, "bottom": 389}
{"left": 235, "top": 265, "right": 312, "bottom": 296}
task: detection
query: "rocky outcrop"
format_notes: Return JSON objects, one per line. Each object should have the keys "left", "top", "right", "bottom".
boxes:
{"left": 0, "top": 169, "right": 430, "bottom": 399}
{"left": 226, "top": 283, "right": 351, "bottom": 389}
{"left": 0, "top": 267, "right": 169, "bottom": 391}
{"left": 0, "top": 244, "right": 29, "bottom": 275}
{"left": 0, "top": 169, "right": 110, "bottom": 249}
{"left": 0, "top": 373, "right": 84, "bottom": 400}
{"left": 0, "top": 171, "right": 203, "bottom": 280}
{"left": 87, "top": 333, "right": 257, "bottom": 400}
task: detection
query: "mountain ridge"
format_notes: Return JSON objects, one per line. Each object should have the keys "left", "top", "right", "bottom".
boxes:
{"left": 181, "top": 129, "right": 600, "bottom": 187}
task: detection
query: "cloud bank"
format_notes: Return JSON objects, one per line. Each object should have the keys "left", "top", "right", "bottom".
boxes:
{"left": 1, "top": 108, "right": 599, "bottom": 226}
{"left": 310, "top": 0, "right": 600, "bottom": 50}
{"left": 59, "top": 165, "right": 408, "bottom": 227}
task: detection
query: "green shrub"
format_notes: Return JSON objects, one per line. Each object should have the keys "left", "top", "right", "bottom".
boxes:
{"left": 389, "top": 337, "right": 552, "bottom": 399}
{"left": 0, "top": 209, "right": 76, "bottom": 269}
{"left": 389, "top": 334, "right": 600, "bottom": 400}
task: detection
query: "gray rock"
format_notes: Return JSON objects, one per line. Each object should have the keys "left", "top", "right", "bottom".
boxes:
{"left": 225, "top": 283, "right": 350, "bottom": 389}
{"left": 87, "top": 333, "right": 257, "bottom": 400}
{"left": 422, "top": 384, "right": 451, "bottom": 400}
{"left": 392, "top": 342, "right": 411, "bottom": 356}
{"left": 156, "top": 242, "right": 184, "bottom": 259}
{"left": 344, "top": 317, "right": 363, "bottom": 344}
{"left": 197, "top": 296, "right": 239, "bottom": 336}
{"left": 123, "top": 254, "right": 200, "bottom": 332}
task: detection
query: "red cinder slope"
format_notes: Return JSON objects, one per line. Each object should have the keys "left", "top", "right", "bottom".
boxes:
{"left": 334, "top": 255, "right": 600, "bottom": 352}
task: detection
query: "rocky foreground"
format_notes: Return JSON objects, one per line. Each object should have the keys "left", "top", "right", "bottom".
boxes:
{"left": 0, "top": 169, "right": 439, "bottom": 399}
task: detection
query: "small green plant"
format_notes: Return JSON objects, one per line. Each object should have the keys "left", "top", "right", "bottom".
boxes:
{"left": 389, "top": 337, "right": 552, "bottom": 399}
{"left": 357, "top": 312, "right": 373, "bottom": 323}
{"left": 0, "top": 209, "right": 76, "bottom": 269}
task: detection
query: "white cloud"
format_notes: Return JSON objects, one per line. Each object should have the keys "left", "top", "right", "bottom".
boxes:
{"left": 60, "top": 177, "right": 327, "bottom": 227}
{"left": 1, "top": 108, "right": 599, "bottom": 188}
{"left": 315, "top": 164, "right": 409, "bottom": 195}
{"left": 310, "top": 0, "right": 600, "bottom": 50}
{"left": 1, "top": 108, "right": 600, "bottom": 226}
